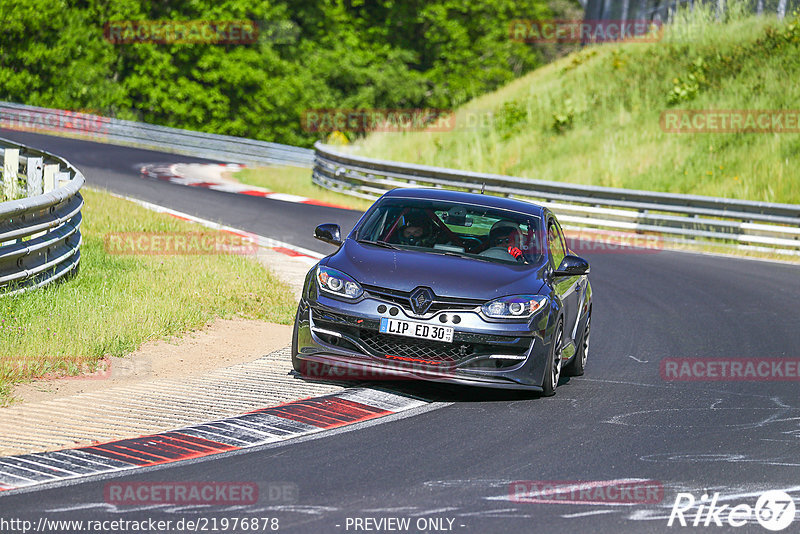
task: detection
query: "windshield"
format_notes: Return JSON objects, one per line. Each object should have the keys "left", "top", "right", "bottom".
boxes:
{"left": 355, "top": 197, "right": 544, "bottom": 265}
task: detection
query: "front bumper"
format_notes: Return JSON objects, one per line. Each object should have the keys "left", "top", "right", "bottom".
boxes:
{"left": 293, "top": 290, "right": 554, "bottom": 391}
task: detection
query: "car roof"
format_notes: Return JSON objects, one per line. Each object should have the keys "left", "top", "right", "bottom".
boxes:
{"left": 381, "top": 187, "right": 549, "bottom": 218}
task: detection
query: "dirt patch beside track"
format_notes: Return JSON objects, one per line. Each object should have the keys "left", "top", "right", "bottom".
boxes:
{"left": 11, "top": 318, "right": 292, "bottom": 404}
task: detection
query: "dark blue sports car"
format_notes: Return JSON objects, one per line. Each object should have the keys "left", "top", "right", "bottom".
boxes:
{"left": 292, "top": 188, "right": 592, "bottom": 395}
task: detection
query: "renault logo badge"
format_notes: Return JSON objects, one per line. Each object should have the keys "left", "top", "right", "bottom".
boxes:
{"left": 409, "top": 287, "right": 434, "bottom": 315}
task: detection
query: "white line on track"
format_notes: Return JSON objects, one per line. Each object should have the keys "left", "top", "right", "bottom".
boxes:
{"left": 561, "top": 510, "right": 617, "bottom": 518}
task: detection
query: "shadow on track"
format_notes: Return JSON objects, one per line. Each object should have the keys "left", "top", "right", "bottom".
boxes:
{"left": 287, "top": 370, "right": 577, "bottom": 403}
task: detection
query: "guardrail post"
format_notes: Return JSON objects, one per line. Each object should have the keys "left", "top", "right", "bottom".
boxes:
{"left": 3, "top": 148, "right": 19, "bottom": 200}
{"left": 43, "top": 164, "right": 59, "bottom": 193}
{"left": 27, "top": 157, "right": 43, "bottom": 197}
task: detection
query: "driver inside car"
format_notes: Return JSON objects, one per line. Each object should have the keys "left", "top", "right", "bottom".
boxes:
{"left": 396, "top": 212, "right": 437, "bottom": 248}
{"left": 480, "top": 220, "right": 525, "bottom": 262}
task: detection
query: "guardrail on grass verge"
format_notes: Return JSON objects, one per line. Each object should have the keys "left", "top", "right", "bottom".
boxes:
{"left": 0, "top": 137, "right": 84, "bottom": 295}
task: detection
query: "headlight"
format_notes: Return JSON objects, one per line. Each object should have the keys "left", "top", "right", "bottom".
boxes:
{"left": 316, "top": 266, "right": 363, "bottom": 299}
{"left": 481, "top": 295, "right": 547, "bottom": 319}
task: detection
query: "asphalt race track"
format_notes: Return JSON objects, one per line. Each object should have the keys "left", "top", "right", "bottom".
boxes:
{"left": 0, "top": 129, "right": 362, "bottom": 252}
{"left": 1, "top": 129, "right": 799, "bottom": 533}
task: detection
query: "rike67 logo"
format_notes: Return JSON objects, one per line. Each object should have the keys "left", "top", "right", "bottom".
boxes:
{"left": 668, "top": 490, "right": 796, "bottom": 531}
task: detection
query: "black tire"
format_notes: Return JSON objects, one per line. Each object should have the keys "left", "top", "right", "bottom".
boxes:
{"left": 291, "top": 303, "right": 303, "bottom": 373}
{"left": 565, "top": 309, "right": 591, "bottom": 377}
{"left": 542, "top": 320, "right": 564, "bottom": 397}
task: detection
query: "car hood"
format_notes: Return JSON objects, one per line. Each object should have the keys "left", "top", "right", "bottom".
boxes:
{"left": 324, "top": 239, "right": 545, "bottom": 300}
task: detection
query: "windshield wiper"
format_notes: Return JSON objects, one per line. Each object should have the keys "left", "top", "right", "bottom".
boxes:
{"left": 428, "top": 249, "right": 522, "bottom": 264}
{"left": 425, "top": 249, "right": 481, "bottom": 261}
{"left": 357, "top": 240, "right": 400, "bottom": 250}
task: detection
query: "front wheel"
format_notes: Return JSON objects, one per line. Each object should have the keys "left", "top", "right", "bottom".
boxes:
{"left": 565, "top": 310, "right": 590, "bottom": 377}
{"left": 291, "top": 303, "right": 303, "bottom": 373}
{"left": 542, "top": 320, "right": 563, "bottom": 397}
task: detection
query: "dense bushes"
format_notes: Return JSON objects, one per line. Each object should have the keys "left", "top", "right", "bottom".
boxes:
{"left": 0, "top": 0, "right": 572, "bottom": 146}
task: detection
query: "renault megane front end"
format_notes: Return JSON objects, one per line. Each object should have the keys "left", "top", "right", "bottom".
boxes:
{"left": 291, "top": 188, "right": 592, "bottom": 395}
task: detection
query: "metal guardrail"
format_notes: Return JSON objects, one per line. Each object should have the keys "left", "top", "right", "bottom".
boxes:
{"left": 0, "top": 137, "right": 84, "bottom": 295}
{"left": 313, "top": 143, "right": 800, "bottom": 255}
{"left": 0, "top": 101, "right": 314, "bottom": 168}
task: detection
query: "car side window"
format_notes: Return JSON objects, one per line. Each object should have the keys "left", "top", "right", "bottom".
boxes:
{"left": 554, "top": 219, "right": 570, "bottom": 255}
{"left": 547, "top": 219, "right": 566, "bottom": 269}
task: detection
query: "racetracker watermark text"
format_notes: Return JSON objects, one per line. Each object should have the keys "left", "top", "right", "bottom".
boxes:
{"left": 105, "top": 482, "right": 258, "bottom": 506}
{"left": 660, "top": 358, "right": 800, "bottom": 381}
{"left": 296, "top": 360, "right": 445, "bottom": 381}
{"left": 302, "top": 109, "right": 454, "bottom": 133}
{"left": 509, "top": 479, "right": 663, "bottom": 504}
{"left": 104, "top": 232, "right": 257, "bottom": 256}
{"left": 0, "top": 355, "right": 150, "bottom": 381}
{"left": 0, "top": 108, "right": 109, "bottom": 136}
{"left": 661, "top": 110, "right": 800, "bottom": 133}
{"left": 103, "top": 20, "right": 258, "bottom": 44}
{"left": 509, "top": 19, "right": 662, "bottom": 43}
{"left": 103, "top": 481, "right": 297, "bottom": 506}
{"left": 563, "top": 230, "right": 663, "bottom": 254}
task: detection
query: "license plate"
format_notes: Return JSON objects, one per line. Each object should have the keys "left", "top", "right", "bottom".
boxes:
{"left": 380, "top": 317, "right": 454, "bottom": 343}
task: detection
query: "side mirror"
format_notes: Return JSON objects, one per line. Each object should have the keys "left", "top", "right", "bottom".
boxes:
{"left": 314, "top": 223, "right": 342, "bottom": 246}
{"left": 553, "top": 255, "right": 590, "bottom": 276}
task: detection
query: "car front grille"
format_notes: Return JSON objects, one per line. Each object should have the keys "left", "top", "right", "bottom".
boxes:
{"left": 362, "top": 285, "right": 482, "bottom": 314}
{"left": 358, "top": 330, "right": 473, "bottom": 365}
{"left": 313, "top": 306, "right": 533, "bottom": 368}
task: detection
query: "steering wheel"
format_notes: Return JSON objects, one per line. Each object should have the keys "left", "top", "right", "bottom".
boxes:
{"left": 460, "top": 236, "right": 484, "bottom": 253}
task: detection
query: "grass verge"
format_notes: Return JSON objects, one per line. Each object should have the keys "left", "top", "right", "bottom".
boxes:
{"left": 233, "top": 165, "right": 374, "bottom": 212}
{"left": 0, "top": 188, "right": 297, "bottom": 405}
